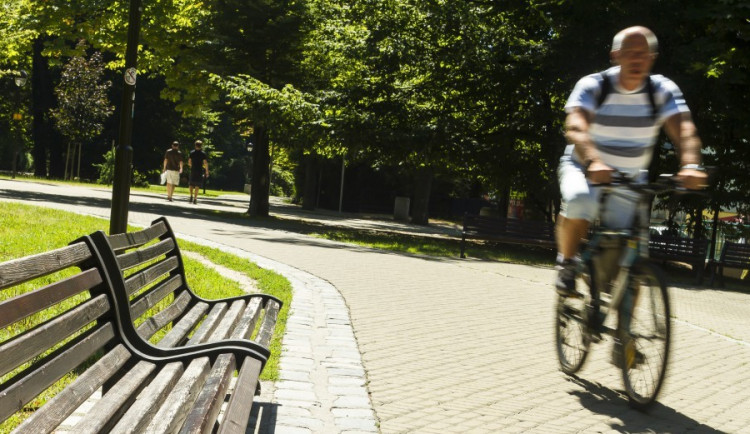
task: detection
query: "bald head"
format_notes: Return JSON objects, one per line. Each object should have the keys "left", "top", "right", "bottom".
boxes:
{"left": 612, "top": 26, "right": 658, "bottom": 54}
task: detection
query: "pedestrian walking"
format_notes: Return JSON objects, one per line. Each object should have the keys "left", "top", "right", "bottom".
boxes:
{"left": 162, "top": 141, "right": 183, "bottom": 202}
{"left": 188, "top": 140, "right": 209, "bottom": 204}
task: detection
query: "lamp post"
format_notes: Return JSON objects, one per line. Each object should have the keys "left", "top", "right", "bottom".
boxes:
{"left": 12, "top": 70, "right": 27, "bottom": 179}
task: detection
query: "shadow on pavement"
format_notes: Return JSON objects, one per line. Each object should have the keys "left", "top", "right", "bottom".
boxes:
{"left": 0, "top": 188, "right": 463, "bottom": 264}
{"left": 249, "top": 402, "right": 278, "bottom": 434}
{"left": 567, "top": 376, "right": 723, "bottom": 433}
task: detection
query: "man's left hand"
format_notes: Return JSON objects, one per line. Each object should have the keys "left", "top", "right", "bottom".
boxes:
{"left": 677, "top": 168, "right": 708, "bottom": 190}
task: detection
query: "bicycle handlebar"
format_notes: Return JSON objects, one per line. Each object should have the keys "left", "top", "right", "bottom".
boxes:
{"left": 598, "top": 172, "right": 707, "bottom": 196}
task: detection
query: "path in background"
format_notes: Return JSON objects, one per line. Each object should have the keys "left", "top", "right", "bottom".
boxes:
{"left": 2, "top": 179, "right": 750, "bottom": 433}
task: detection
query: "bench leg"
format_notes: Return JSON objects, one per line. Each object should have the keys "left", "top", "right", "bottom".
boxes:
{"left": 460, "top": 236, "right": 467, "bottom": 259}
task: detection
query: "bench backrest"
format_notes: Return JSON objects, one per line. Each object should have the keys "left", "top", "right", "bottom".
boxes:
{"left": 649, "top": 235, "right": 709, "bottom": 260}
{"left": 720, "top": 242, "right": 750, "bottom": 267}
{"left": 96, "top": 218, "right": 274, "bottom": 351}
{"left": 0, "top": 240, "right": 119, "bottom": 430}
{"left": 463, "top": 215, "right": 555, "bottom": 241}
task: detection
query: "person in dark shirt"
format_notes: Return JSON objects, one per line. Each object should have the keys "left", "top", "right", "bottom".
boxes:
{"left": 162, "top": 141, "right": 183, "bottom": 202}
{"left": 188, "top": 140, "right": 209, "bottom": 204}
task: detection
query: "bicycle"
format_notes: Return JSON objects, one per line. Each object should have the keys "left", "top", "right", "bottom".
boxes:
{"left": 555, "top": 172, "right": 681, "bottom": 410}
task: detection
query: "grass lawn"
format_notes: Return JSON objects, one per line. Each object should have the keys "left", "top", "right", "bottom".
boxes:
{"left": 0, "top": 202, "right": 290, "bottom": 432}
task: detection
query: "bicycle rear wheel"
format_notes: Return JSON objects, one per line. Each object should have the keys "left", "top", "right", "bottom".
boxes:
{"left": 555, "top": 263, "right": 595, "bottom": 375}
{"left": 618, "top": 260, "right": 670, "bottom": 410}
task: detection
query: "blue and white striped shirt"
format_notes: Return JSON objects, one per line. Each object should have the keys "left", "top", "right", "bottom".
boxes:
{"left": 564, "top": 66, "right": 690, "bottom": 175}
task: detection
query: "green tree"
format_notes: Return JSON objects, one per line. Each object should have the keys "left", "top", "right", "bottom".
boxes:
{"left": 50, "top": 44, "right": 113, "bottom": 181}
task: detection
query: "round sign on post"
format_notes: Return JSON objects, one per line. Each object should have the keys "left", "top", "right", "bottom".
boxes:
{"left": 124, "top": 67, "right": 137, "bottom": 86}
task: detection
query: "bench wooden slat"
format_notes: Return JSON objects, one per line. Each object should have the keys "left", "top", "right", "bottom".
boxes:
{"left": 156, "top": 302, "right": 210, "bottom": 348}
{"left": 107, "top": 221, "right": 168, "bottom": 252}
{"left": 187, "top": 302, "right": 229, "bottom": 344}
{"left": 71, "top": 363, "right": 156, "bottom": 434}
{"left": 116, "top": 238, "right": 175, "bottom": 271}
{"left": 136, "top": 290, "right": 192, "bottom": 340}
{"left": 14, "top": 344, "right": 133, "bottom": 434}
{"left": 209, "top": 300, "right": 247, "bottom": 341}
{"left": 131, "top": 274, "right": 183, "bottom": 319}
{"left": 231, "top": 298, "right": 263, "bottom": 340}
{"left": 180, "top": 354, "right": 236, "bottom": 434}
{"left": 257, "top": 300, "right": 281, "bottom": 347}
{"left": 0, "top": 294, "right": 110, "bottom": 378}
{"left": 124, "top": 255, "right": 179, "bottom": 296}
{"left": 0, "top": 324, "right": 115, "bottom": 422}
{"left": 147, "top": 301, "right": 247, "bottom": 433}
{"left": 721, "top": 242, "right": 750, "bottom": 266}
{"left": 218, "top": 358, "right": 263, "bottom": 434}
{"left": 146, "top": 358, "right": 212, "bottom": 433}
{"left": 72, "top": 299, "right": 213, "bottom": 434}
{"left": 0, "top": 268, "right": 101, "bottom": 329}
{"left": 179, "top": 298, "right": 265, "bottom": 434}
{"left": 0, "top": 242, "right": 91, "bottom": 291}
{"left": 108, "top": 363, "right": 185, "bottom": 434}
{"left": 97, "top": 301, "right": 214, "bottom": 434}
{"left": 713, "top": 242, "right": 750, "bottom": 287}
{"left": 460, "top": 214, "right": 556, "bottom": 258}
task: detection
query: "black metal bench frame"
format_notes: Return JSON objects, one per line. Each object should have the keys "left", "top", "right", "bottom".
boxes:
{"left": 460, "top": 214, "right": 556, "bottom": 258}
{"left": 648, "top": 234, "right": 709, "bottom": 284}
{"left": 0, "top": 220, "right": 281, "bottom": 433}
{"left": 711, "top": 241, "right": 750, "bottom": 287}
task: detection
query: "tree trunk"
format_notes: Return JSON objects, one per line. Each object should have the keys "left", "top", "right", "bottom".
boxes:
{"left": 63, "top": 142, "right": 71, "bottom": 180}
{"left": 77, "top": 142, "right": 82, "bottom": 180}
{"left": 31, "top": 37, "right": 56, "bottom": 178}
{"left": 302, "top": 153, "right": 318, "bottom": 211}
{"left": 411, "top": 166, "right": 433, "bottom": 225}
{"left": 248, "top": 125, "right": 270, "bottom": 217}
{"left": 497, "top": 184, "right": 511, "bottom": 219}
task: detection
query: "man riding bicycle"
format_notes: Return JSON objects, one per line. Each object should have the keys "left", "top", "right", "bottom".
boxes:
{"left": 556, "top": 26, "right": 708, "bottom": 296}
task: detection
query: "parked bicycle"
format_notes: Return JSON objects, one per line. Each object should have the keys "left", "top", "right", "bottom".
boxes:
{"left": 555, "top": 172, "right": 687, "bottom": 410}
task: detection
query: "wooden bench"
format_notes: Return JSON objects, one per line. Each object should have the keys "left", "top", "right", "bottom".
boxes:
{"left": 711, "top": 241, "right": 750, "bottom": 287}
{"left": 0, "top": 228, "right": 280, "bottom": 433}
{"left": 460, "top": 214, "right": 556, "bottom": 258}
{"left": 648, "top": 234, "right": 709, "bottom": 284}
{"left": 87, "top": 216, "right": 282, "bottom": 433}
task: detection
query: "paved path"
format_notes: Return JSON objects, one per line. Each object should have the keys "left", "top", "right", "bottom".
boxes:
{"left": 3, "top": 179, "right": 750, "bottom": 433}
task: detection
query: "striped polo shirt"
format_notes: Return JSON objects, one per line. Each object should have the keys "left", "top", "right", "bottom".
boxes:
{"left": 564, "top": 66, "right": 690, "bottom": 175}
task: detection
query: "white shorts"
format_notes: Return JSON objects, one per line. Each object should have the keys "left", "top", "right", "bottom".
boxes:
{"left": 165, "top": 170, "right": 180, "bottom": 186}
{"left": 558, "top": 156, "right": 642, "bottom": 229}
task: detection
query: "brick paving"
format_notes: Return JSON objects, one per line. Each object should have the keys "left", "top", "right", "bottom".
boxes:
{"left": 2, "top": 180, "right": 750, "bottom": 433}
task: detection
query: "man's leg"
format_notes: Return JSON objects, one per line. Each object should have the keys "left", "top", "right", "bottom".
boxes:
{"left": 167, "top": 182, "right": 174, "bottom": 201}
{"left": 556, "top": 215, "right": 590, "bottom": 260}
{"left": 554, "top": 215, "right": 589, "bottom": 295}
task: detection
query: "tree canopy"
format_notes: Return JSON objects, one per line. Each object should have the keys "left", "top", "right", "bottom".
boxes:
{"left": 1, "top": 0, "right": 748, "bottom": 234}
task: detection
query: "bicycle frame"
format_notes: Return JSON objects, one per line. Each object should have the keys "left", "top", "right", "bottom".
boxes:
{"left": 579, "top": 180, "right": 653, "bottom": 335}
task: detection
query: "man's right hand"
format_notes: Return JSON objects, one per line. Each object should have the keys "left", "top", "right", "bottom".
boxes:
{"left": 586, "top": 160, "right": 614, "bottom": 184}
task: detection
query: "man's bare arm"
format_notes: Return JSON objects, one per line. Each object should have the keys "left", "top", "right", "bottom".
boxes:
{"left": 663, "top": 112, "right": 707, "bottom": 189}
{"left": 565, "top": 108, "right": 613, "bottom": 183}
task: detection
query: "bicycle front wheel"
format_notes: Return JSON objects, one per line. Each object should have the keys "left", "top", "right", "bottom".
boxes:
{"left": 618, "top": 260, "right": 670, "bottom": 410}
{"left": 555, "top": 264, "right": 594, "bottom": 375}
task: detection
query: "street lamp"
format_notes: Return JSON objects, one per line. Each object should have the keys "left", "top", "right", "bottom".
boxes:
{"left": 12, "top": 70, "right": 28, "bottom": 179}
{"left": 14, "top": 70, "right": 28, "bottom": 87}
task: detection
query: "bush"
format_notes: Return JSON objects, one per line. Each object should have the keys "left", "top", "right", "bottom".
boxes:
{"left": 94, "top": 148, "right": 149, "bottom": 188}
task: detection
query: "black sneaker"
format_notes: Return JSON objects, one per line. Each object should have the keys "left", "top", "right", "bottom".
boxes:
{"left": 555, "top": 259, "right": 578, "bottom": 296}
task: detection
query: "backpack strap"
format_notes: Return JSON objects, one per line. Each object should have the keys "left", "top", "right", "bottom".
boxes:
{"left": 645, "top": 76, "right": 658, "bottom": 120}
{"left": 596, "top": 72, "right": 611, "bottom": 108}
{"left": 596, "top": 72, "right": 658, "bottom": 120}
